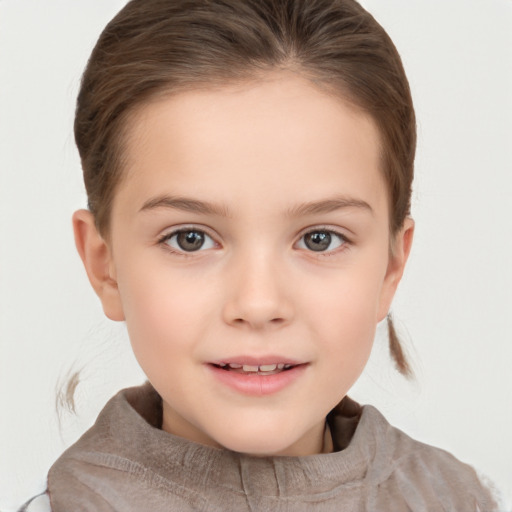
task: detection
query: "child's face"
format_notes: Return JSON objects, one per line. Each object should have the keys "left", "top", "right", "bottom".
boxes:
{"left": 76, "top": 74, "right": 412, "bottom": 456}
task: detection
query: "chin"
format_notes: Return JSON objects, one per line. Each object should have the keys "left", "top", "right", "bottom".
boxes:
{"left": 198, "top": 405, "right": 326, "bottom": 457}
{"left": 211, "top": 425, "right": 308, "bottom": 457}
{"left": 224, "top": 439, "right": 292, "bottom": 457}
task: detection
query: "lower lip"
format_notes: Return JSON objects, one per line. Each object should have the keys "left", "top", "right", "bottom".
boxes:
{"left": 206, "top": 364, "right": 308, "bottom": 396}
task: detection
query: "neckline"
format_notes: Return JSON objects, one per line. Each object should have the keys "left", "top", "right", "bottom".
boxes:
{"left": 96, "top": 382, "right": 380, "bottom": 498}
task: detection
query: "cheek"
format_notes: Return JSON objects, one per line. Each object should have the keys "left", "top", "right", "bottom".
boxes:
{"left": 311, "top": 295, "right": 376, "bottom": 398}
{"left": 319, "top": 288, "right": 377, "bottom": 358}
{"left": 305, "top": 256, "right": 387, "bottom": 328}
{"left": 302, "top": 256, "right": 388, "bottom": 366}
{"left": 116, "top": 259, "right": 217, "bottom": 364}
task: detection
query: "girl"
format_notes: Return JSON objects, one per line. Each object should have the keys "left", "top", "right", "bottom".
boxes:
{"left": 8, "top": 0, "right": 508, "bottom": 510}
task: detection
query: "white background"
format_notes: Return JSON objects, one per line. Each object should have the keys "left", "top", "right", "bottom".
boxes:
{"left": 1, "top": 0, "right": 511, "bottom": 510}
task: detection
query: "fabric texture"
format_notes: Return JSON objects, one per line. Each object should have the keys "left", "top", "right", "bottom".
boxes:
{"left": 46, "top": 382, "right": 497, "bottom": 511}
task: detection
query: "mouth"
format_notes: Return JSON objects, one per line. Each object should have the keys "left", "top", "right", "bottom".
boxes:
{"left": 211, "top": 362, "right": 300, "bottom": 376}
{"left": 207, "top": 358, "right": 308, "bottom": 395}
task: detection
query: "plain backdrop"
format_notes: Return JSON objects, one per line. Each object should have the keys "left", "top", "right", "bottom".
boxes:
{"left": 1, "top": 0, "right": 511, "bottom": 510}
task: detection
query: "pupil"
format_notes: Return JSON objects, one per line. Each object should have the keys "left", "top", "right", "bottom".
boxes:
{"left": 305, "top": 232, "right": 331, "bottom": 251}
{"left": 177, "top": 231, "right": 204, "bottom": 251}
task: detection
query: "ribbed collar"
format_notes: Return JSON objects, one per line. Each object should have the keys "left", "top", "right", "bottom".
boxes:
{"left": 88, "top": 382, "right": 384, "bottom": 498}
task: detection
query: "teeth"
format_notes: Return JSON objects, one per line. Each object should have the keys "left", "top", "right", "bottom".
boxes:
{"left": 242, "top": 364, "right": 259, "bottom": 372}
{"left": 218, "top": 362, "right": 296, "bottom": 372}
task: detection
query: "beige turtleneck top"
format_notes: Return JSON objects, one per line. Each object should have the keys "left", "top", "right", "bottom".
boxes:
{"left": 46, "top": 383, "right": 497, "bottom": 511}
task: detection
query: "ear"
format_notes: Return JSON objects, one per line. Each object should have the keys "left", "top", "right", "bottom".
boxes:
{"left": 377, "top": 217, "right": 414, "bottom": 322}
{"left": 72, "top": 209, "right": 125, "bottom": 321}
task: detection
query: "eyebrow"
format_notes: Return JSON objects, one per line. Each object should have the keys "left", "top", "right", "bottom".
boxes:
{"left": 139, "top": 194, "right": 372, "bottom": 217}
{"left": 139, "top": 195, "right": 232, "bottom": 217}
{"left": 285, "top": 196, "right": 373, "bottom": 217}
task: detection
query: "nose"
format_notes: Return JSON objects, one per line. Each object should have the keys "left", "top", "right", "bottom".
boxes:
{"left": 221, "top": 251, "right": 293, "bottom": 330}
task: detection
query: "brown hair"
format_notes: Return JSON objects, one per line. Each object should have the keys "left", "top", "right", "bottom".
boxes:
{"left": 75, "top": 0, "right": 415, "bottom": 376}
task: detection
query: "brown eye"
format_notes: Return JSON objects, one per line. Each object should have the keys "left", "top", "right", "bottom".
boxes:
{"left": 304, "top": 231, "right": 331, "bottom": 251}
{"left": 164, "top": 229, "right": 215, "bottom": 253}
{"left": 298, "top": 230, "right": 346, "bottom": 252}
{"left": 177, "top": 231, "right": 205, "bottom": 251}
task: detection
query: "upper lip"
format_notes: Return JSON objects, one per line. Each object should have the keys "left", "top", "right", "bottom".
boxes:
{"left": 210, "top": 355, "right": 305, "bottom": 366}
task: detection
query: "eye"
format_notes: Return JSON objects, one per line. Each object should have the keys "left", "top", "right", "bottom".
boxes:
{"left": 297, "top": 230, "right": 347, "bottom": 253}
{"left": 161, "top": 229, "right": 216, "bottom": 253}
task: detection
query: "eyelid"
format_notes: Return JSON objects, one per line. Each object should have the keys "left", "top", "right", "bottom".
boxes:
{"left": 297, "top": 225, "right": 351, "bottom": 240}
{"left": 158, "top": 224, "right": 214, "bottom": 240}
{"left": 157, "top": 225, "right": 220, "bottom": 254}
{"left": 156, "top": 224, "right": 351, "bottom": 256}
{"left": 295, "top": 226, "right": 351, "bottom": 254}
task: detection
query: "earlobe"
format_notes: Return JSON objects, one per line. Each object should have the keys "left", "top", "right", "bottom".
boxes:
{"left": 377, "top": 218, "right": 415, "bottom": 321}
{"left": 72, "top": 210, "right": 125, "bottom": 321}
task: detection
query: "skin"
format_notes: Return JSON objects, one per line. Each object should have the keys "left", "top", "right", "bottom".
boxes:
{"left": 73, "top": 74, "right": 413, "bottom": 457}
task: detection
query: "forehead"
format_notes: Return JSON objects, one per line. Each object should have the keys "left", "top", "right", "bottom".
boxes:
{"left": 116, "top": 74, "right": 387, "bottom": 218}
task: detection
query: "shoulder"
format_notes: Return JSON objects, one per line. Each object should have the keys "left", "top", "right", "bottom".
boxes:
{"left": 45, "top": 383, "right": 167, "bottom": 511}
{"left": 360, "top": 404, "right": 499, "bottom": 511}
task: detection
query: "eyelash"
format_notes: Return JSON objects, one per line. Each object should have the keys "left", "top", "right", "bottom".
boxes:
{"left": 297, "top": 227, "right": 350, "bottom": 256}
{"left": 157, "top": 226, "right": 351, "bottom": 257}
{"left": 157, "top": 227, "right": 217, "bottom": 258}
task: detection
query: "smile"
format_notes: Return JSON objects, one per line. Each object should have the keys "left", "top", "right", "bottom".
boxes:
{"left": 213, "top": 362, "right": 295, "bottom": 375}
{"left": 207, "top": 359, "right": 308, "bottom": 396}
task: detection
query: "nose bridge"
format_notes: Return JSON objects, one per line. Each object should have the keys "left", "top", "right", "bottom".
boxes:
{"left": 223, "top": 244, "right": 292, "bottom": 329}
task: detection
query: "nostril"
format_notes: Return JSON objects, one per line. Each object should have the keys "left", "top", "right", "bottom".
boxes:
{"left": 232, "top": 317, "right": 284, "bottom": 324}
{"left": 222, "top": 297, "right": 293, "bottom": 328}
